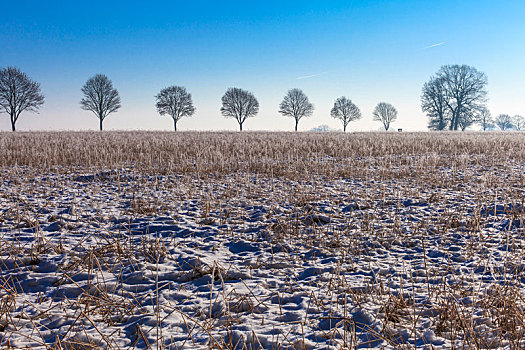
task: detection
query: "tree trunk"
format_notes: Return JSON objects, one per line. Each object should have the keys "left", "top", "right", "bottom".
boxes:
{"left": 449, "top": 111, "right": 455, "bottom": 130}
{"left": 437, "top": 113, "right": 444, "bottom": 130}
{"left": 10, "top": 116, "right": 16, "bottom": 132}
{"left": 173, "top": 118, "right": 177, "bottom": 131}
{"left": 343, "top": 123, "right": 347, "bottom": 132}
{"left": 295, "top": 119, "right": 298, "bottom": 132}
{"left": 239, "top": 122, "right": 243, "bottom": 131}
{"left": 99, "top": 118, "right": 103, "bottom": 131}
{"left": 454, "top": 106, "right": 461, "bottom": 130}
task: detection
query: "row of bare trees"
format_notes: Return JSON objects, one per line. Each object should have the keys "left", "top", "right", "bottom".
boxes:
{"left": 0, "top": 69, "right": 121, "bottom": 131}
{"left": 491, "top": 114, "right": 525, "bottom": 131}
{"left": 167, "top": 87, "right": 397, "bottom": 132}
{"left": 0, "top": 67, "right": 393, "bottom": 131}
{"left": 1, "top": 65, "right": 519, "bottom": 132}
{"left": 475, "top": 110, "right": 524, "bottom": 131}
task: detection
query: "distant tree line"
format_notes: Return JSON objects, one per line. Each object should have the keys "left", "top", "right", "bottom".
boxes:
{"left": 0, "top": 65, "right": 522, "bottom": 132}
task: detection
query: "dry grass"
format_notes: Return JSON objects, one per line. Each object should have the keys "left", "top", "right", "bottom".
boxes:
{"left": 0, "top": 131, "right": 524, "bottom": 349}
{"left": 0, "top": 131, "right": 524, "bottom": 176}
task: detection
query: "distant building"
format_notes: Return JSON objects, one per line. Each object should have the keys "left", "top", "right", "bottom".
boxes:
{"left": 311, "top": 125, "right": 338, "bottom": 132}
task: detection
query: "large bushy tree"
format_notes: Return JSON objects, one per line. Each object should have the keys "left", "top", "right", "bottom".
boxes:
{"left": 421, "top": 65, "right": 487, "bottom": 131}
{"left": 0, "top": 67, "right": 45, "bottom": 131}
{"left": 80, "top": 74, "right": 121, "bottom": 131}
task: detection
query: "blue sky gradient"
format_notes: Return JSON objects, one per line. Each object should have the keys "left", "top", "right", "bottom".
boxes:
{"left": 1, "top": 0, "right": 524, "bottom": 131}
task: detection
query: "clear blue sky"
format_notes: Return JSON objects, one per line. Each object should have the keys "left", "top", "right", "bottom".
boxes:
{"left": 1, "top": 0, "right": 524, "bottom": 131}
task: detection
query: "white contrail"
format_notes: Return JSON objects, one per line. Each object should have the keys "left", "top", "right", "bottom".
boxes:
{"left": 424, "top": 42, "right": 445, "bottom": 49}
{"left": 296, "top": 72, "right": 328, "bottom": 80}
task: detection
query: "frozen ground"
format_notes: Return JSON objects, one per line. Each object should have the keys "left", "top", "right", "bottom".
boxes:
{"left": 1, "top": 159, "right": 524, "bottom": 349}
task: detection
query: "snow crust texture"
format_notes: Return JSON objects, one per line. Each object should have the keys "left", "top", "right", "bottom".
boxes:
{"left": 1, "top": 146, "right": 525, "bottom": 349}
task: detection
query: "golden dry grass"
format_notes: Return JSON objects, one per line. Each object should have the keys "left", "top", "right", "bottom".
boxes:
{"left": 0, "top": 131, "right": 524, "bottom": 175}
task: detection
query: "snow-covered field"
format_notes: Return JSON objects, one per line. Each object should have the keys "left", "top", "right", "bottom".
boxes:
{"left": 0, "top": 132, "right": 524, "bottom": 349}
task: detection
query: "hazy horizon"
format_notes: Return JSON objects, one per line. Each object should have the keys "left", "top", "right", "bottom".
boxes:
{"left": 1, "top": 0, "right": 524, "bottom": 132}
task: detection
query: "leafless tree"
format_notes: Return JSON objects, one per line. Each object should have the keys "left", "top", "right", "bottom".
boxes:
{"left": 155, "top": 86, "right": 195, "bottom": 131}
{"left": 278, "top": 88, "right": 314, "bottom": 131}
{"left": 421, "top": 76, "right": 449, "bottom": 130}
{"left": 220, "top": 87, "right": 259, "bottom": 131}
{"left": 0, "top": 67, "right": 44, "bottom": 131}
{"left": 442, "top": 65, "right": 487, "bottom": 130}
{"left": 373, "top": 102, "right": 397, "bottom": 131}
{"left": 513, "top": 115, "right": 524, "bottom": 131}
{"left": 80, "top": 74, "right": 121, "bottom": 131}
{"left": 495, "top": 114, "right": 513, "bottom": 131}
{"left": 421, "top": 65, "right": 487, "bottom": 131}
{"left": 330, "top": 97, "right": 361, "bottom": 132}
{"left": 477, "top": 108, "right": 494, "bottom": 131}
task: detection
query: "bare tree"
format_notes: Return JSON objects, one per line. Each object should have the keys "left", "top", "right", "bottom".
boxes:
{"left": 0, "top": 67, "right": 44, "bottom": 131}
{"left": 80, "top": 74, "right": 121, "bottom": 131}
{"left": 513, "top": 115, "right": 524, "bottom": 131}
{"left": 442, "top": 65, "right": 487, "bottom": 130}
{"left": 421, "top": 65, "right": 487, "bottom": 130}
{"left": 421, "top": 76, "right": 449, "bottom": 130}
{"left": 278, "top": 88, "right": 314, "bottom": 131}
{"left": 477, "top": 108, "right": 494, "bottom": 131}
{"left": 155, "top": 86, "right": 195, "bottom": 131}
{"left": 495, "top": 114, "right": 513, "bottom": 131}
{"left": 373, "top": 102, "right": 397, "bottom": 131}
{"left": 330, "top": 97, "right": 361, "bottom": 132}
{"left": 220, "top": 87, "right": 259, "bottom": 131}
